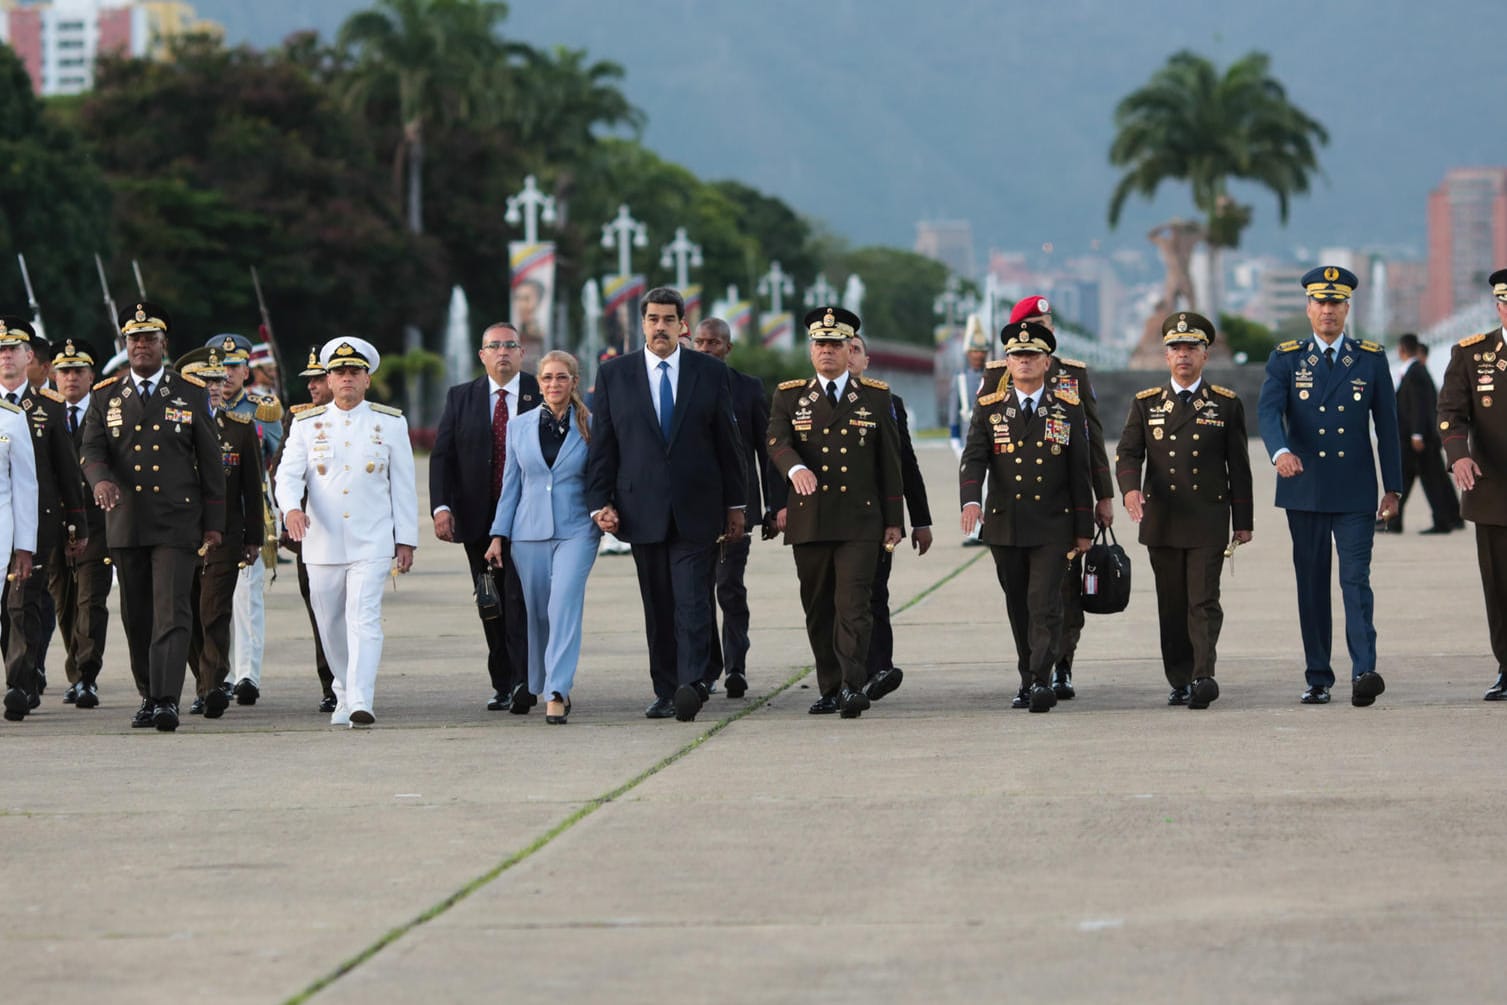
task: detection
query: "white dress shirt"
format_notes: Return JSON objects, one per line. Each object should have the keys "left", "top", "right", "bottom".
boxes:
{"left": 646, "top": 346, "right": 682, "bottom": 417}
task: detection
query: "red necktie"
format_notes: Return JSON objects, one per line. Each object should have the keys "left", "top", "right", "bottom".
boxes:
{"left": 491, "top": 389, "right": 509, "bottom": 503}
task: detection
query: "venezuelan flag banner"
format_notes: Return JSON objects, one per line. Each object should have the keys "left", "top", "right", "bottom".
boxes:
{"left": 760, "top": 312, "right": 794, "bottom": 350}
{"left": 682, "top": 284, "right": 703, "bottom": 330}
{"left": 727, "top": 300, "right": 753, "bottom": 343}
{"left": 509, "top": 241, "right": 556, "bottom": 369}
{"left": 602, "top": 274, "right": 646, "bottom": 353}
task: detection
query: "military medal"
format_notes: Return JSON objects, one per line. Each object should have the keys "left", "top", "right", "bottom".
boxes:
{"left": 1483, "top": 396, "right": 1494, "bottom": 408}
{"left": 366, "top": 462, "right": 376, "bottom": 473}
{"left": 1153, "top": 428, "right": 1164, "bottom": 440}
{"left": 1299, "top": 390, "right": 1309, "bottom": 400}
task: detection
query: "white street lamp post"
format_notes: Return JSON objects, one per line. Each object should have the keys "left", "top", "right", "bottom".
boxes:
{"left": 504, "top": 174, "right": 557, "bottom": 245}
{"left": 659, "top": 226, "right": 703, "bottom": 290}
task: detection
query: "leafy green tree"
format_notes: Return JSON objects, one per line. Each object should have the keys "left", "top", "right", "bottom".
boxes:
{"left": 0, "top": 47, "right": 113, "bottom": 347}
{"left": 1218, "top": 313, "right": 1278, "bottom": 362}
{"left": 1107, "top": 50, "right": 1328, "bottom": 314}
{"left": 821, "top": 246, "right": 949, "bottom": 346}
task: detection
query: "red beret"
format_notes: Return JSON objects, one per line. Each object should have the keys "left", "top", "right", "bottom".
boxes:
{"left": 1007, "top": 295, "right": 1051, "bottom": 326}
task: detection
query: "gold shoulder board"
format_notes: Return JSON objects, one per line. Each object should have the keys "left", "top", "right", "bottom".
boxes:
{"left": 1056, "top": 357, "right": 1087, "bottom": 369}
{"left": 984, "top": 358, "right": 1007, "bottom": 369}
{"left": 0, "top": 399, "right": 20, "bottom": 414}
{"left": 1136, "top": 386, "right": 1163, "bottom": 399}
{"left": 92, "top": 375, "right": 120, "bottom": 390}
{"left": 296, "top": 404, "right": 328, "bottom": 421}
{"left": 369, "top": 403, "right": 404, "bottom": 417}
{"left": 1458, "top": 333, "right": 1487, "bottom": 348}
{"left": 38, "top": 387, "right": 64, "bottom": 403}
{"left": 859, "top": 377, "right": 889, "bottom": 391}
{"left": 1053, "top": 388, "right": 1080, "bottom": 405}
{"left": 289, "top": 402, "right": 313, "bottom": 415}
{"left": 777, "top": 378, "right": 807, "bottom": 390}
{"left": 1359, "top": 340, "right": 1384, "bottom": 353}
{"left": 1211, "top": 385, "right": 1237, "bottom": 398}
{"left": 180, "top": 373, "right": 206, "bottom": 388}
{"left": 978, "top": 390, "right": 1006, "bottom": 406}
{"left": 1276, "top": 340, "right": 1302, "bottom": 353}
{"left": 252, "top": 393, "right": 285, "bottom": 422}
{"left": 223, "top": 410, "right": 253, "bottom": 424}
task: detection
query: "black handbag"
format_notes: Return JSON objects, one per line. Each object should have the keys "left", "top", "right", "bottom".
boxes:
{"left": 475, "top": 568, "right": 501, "bottom": 621}
{"left": 1080, "top": 525, "right": 1131, "bottom": 615}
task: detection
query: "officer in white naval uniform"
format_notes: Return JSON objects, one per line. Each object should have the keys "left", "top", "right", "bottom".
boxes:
{"left": 0, "top": 389, "right": 38, "bottom": 722}
{"left": 274, "top": 337, "right": 417, "bottom": 727}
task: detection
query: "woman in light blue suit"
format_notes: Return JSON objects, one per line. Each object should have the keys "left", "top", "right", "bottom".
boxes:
{"left": 485, "top": 351, "right": 600, "bottom": 724}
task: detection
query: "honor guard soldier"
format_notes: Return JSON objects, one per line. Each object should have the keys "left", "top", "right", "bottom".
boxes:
{"left": 1438, "top": 268, "right": 1507, "bottom": 700}
{"left": 207, "top": 333, "right": 282, "bottom": 706}
{"left": 767, "top": 307, "right": 903, "bottom": 719}
{"left": 0, "top": 317, "right": 84, "bottom": 721}
{"left": 1257, "top": 266, "right": 1401, "bottom": 707}
{"left": 48, "top": 339, "right": 112, "bottom": 710}
{"left": 173, "top": 348, "right": 264, "bottom": 717}
{"left": 979, "top": 296, "right": 1115, "bottom": 699}
{"left": 962, "top": 321, "right": 1095, "bottom": 712}
{"left": 0, "top": 320, "right": 38, "bottom": 722}
{"left": 275, "top": 337, "right": 418, "bottom": 728}
{"left": 1117, "top": 312, "right": 1254, "bottom": 708}
{"left": 81, "top": 303, "right": 226, "bottom": 731}
{"left": 271, "top": 349, "right": 338, "bottom": 711}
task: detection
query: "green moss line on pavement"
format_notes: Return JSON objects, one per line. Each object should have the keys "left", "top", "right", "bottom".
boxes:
{"left": 285, "top": 549, "right": 984, "bottom": 1004}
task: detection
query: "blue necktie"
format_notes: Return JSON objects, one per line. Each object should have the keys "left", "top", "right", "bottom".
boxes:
{"left": 657, "top": 360, "right": 674, "bottom": 442}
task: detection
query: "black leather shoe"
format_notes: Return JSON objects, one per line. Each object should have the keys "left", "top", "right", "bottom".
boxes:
{"left": 204, "top": 686, "right": 229, "bottom": 719}
{"left": 232, "top": 679, "right": 259, "bottom": 706}
{"left": 74, "top": 683, "right": 99, "bottom": 709}
{"left": 27, "top": 690, "right": 40, "bottom": 710}
{"left": 644, "top": 697, "right": 676, "bottom": 719}
{"left": 318, "top": 695, "right": 338, "bottom": 713}
{"left": 673, "top": 683, "right": 705, "bottom": 722}
{"left": 808, "top": 694, "right": 840, "bottom": 714}
{"left": 1028, "top": 684, "right": 1056, "bottom": 713}
{"left": 1351, "top": 671, "right": 1385, "bottom": 708}
{"left": 724, "top": 672, "right": 748, "bottom": 699}
{"left": 508, "top": 682, "right": 537, "bottom": 715}
{"left": 839, "top": 686, "right": 871, "bottom": 719}
{"left": 1419, "top": 525, "right": 1452, "bottom": 535}
{"left": 349, "top": 709, "right": 375, "bottom": 728}
{"left": 864, "top": 666, "right": 904, "bottom": 701}
{"left": 189, "top": 697, "right": 206, "bottom": 715}
{"left": 545, "top": 693, "right": 571, "bottom": 725}
{"left": 1300, "top": 686, "right": 1331, "bottom": 705}
{"left": 1011, "top": 687, "right": 1030, "bottom": 709}
{"left": 153, "top": 700, "right": 179, "bottom": 732}
{"left": 1168, "top": 686, "right": 1191, "bottom": 706}
{"left": 2, "top": 686, "right": 28, "bottom": 721}
{"left": 131, "top": 698, "right": 155, "bottom": 727}
{"left": 1052, "top": 667, "right": 1075, "bottom": 700}
{"left": 486, "top": 690, "right": 511, "bottom": 711}
{"left": 35, "top": 667, "right": 46, "bottom": 696}
{"left": 1189, "top": 677, "right": 1220, "bottom": 710}
{"left": 63, "top": 683, "right": 78, "bottom": 704}
{"left": 1485, "top": 675, "right": 1507, "bottom": 701}
{"left": 705, "top": 681, "right": 719, "bottom": 695}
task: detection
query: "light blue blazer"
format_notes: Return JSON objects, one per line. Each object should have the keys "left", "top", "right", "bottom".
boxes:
{"left": 490, "top": 407, "right": 600, "bottom": 542}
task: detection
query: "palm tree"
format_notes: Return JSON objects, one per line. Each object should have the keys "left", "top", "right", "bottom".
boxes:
{"left": 1107, "top": 50, "right": 1328, "bottom": 315}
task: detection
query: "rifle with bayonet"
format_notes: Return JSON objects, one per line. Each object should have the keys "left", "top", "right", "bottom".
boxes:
{"left": 250, "top": 266, "right": 289, "bottom": 405}
{"left": 16, "top": 253, "right": 45, "bottom": 344}
{"left": 94, "top": 253, "right": 124, "bottom": 353}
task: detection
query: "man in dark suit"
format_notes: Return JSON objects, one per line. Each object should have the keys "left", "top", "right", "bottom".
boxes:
{"left": 690, "top": 316, "right": 785, "bottom": 699}
{"left": 846, "top": 332, "right": 930, "bottom": 702}
{"left": 80, "top": 302, "right": 226, "bottom": 732}
{"left": 1257, "top": 266, "right": 1401, "bottom": 708}
{"left": 47, "top": 339, "right": 111, "bottom": 710}
{"left": 430, "top": 322, "right": 540, "bottom": 712}
{"left": 586, "top": 287, "right": 747, "bottom": 723}
{"left": 962, "top": 321, "right": 1095, "bottom": 713}
{"left": 1439, "top": 267, "right": 1507, "bottom": 699}
{"left": 0, "top": 318, "right": 86, "bottom": 721}
{"left": 1117, "top": 312, "right": 1254, "bottom": 709}
{"left": 1388, "top": 334, "right": 1461, "bottom": 534}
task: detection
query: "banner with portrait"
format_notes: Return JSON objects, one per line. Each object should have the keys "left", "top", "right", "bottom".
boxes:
{"left": 602, "top": 274, "right": 646, "bottom": 355}
{"left": 682, "top": 284, "right": 703, "bottom": 332}
{"left": 509, "top": 242, "right": 556, "bottom": 371}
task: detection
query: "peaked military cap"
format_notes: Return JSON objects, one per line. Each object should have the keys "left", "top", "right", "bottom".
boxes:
{"left": 0, "top": 315, "right": 35, "bottom": 347}
{"left": 1301, "top": 265, "right": 1359, "bottom": 302}
{"left": 297, "top": 347, "right": 326, "bottom": 377}
{"left": 52, "top": 338, "right": 98, "bottom": 369}
{"left": 1490, "top": 267, "right": 1507, "bottom": 303}
{"left": 803, "top": 306, "right": 860, "bottom": 342}
{"left": 208, "top": 333, "right": 253, "bottom": 364}
{"left": 1001, "top": 320, "right": 1056, "bottom": 355}
{"left": 1161, "top": 311, "right": 1217, "bottom": 347}
{"left": 319, "top": 336, "right": 380, "bottom": 375}
{"left": 120, "top": 301, "right": 171, "bottom": 337}
{"left": 175, "top": 346, "right": 228, "bottom": 381}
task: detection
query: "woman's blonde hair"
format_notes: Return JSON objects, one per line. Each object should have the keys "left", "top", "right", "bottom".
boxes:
{"left": 539, "top": 350, "right": 590, "bottom": 443}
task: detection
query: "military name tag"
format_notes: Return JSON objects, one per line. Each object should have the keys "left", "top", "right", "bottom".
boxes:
{"left": 848, "top": 419, "right": 877, "bottom": 429}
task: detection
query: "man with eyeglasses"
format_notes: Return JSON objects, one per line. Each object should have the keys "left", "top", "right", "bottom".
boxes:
{"left": 431, "top": 322, "right": 540, "bottom": 712}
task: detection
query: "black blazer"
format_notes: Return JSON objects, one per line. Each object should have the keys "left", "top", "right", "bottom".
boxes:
{"left": 65, "top": 399, "right": 108, "bottom": 561}
{"left": 729, "top": 367, "right": 785, "bottom": 516}
{"left": 585, "top": 349, "right": 746, "bottom": 545}
{"left": 891, "top": 392, "right": 932, "bottom": 529}
{"left": 429, "top": 372, "right": 541, "bottom": 542}
{"left": 1397, "top": 359, "right": 1439, "bottom": 445}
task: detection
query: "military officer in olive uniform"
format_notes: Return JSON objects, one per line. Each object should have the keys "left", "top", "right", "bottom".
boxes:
{"left": 1438, "top": 267, "right": 1507, "bottom": 700}
{"left": 0, "top": 316, "right": 85, "bottom": 720}
{"left": 1117, "top": 312, "right": 1254, "bottom": 709}
{"left": 963, "top": 321, "right": 1094, "bottom": 712}
{"left": 767, "top": 307, "right": 903, "bottom": 719}
{"left": 980, "top": 295, "right": 1115, "bottom": 700}
{"left": 80, "top": 303, "right": 226, "bottom": 732}
{"left": 48, "top": 339, "right": 112, "bottom": 710}
{"left": 173, "top": 348, "right": 265, "bottom": 717}
{"left": 1257, "top": 266, "right": 1401, "bottom": 708}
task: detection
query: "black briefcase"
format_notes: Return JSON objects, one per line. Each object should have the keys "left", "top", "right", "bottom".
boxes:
{"left": 475, "top": 569, "right": 501, "bottom": 621}
{"left": 1080, "top": 526, "right": 1131, "bottom": 615}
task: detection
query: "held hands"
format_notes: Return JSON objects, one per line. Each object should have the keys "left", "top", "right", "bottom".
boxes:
{"left": 285, "top": 509, "right": 309, "bottom": 541}
{"left": 1094, "top": 498, "right": 1115, "bottom": 529}
{"left": 1377, "top": 491, "right": 1401, "bottom": 523}
{"left": 1454, "top": 457, "right": 1482, "bottom": 492}
{"left": 1123, "top": 489, "right": 1145, "bottom": 523}
{"left": 593, "top": 505, "right": 620, "bottom": 534}
{"left": 911, "top": 526, "right": 933, "bottom": 556}
{"left": 394, "top": 544, "right": 415, "bottom": 574}
{"left": 93, "top": 481, "right": 121, "bottom": 511}
{"left": 1275, "top": 453, "right": 1304, "bottom": 478}
{"left": 790, "top": 469, "right": 818, "bottom": 496}
{"left": 960, "top": 502, "right": 982, "bottom": 535}
{"left": 433, "top": 510, "right": 455, "bottom": 542}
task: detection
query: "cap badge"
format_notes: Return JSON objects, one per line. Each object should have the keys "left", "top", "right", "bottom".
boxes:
{"left": 336, "top": 343, "right": 355, "bottom": 356}
{"left": 1177, "top": 318, "right": 1188, "bottom": 333}
{"left": 1324, "top": 267, "right": 1339, "bottom": 282}
{"left": 823, "top": 310, "right": 835, "bottom": 328}
{"left": 135, "top": 306, "right": 147, "bottom": 322}
{"left": 1037, "top": 299, "right": 1049, "bottom": 314}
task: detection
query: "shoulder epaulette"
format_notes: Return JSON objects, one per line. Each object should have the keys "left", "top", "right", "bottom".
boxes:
{"left": 1359, "top": 340, "right": 1384, "bottom": 353}
{"left": 222, "top": 410, "right": 253, "bottom": 424}
{"left": 859, "top": 376, "right": 889, "bottom": 391}
{"left": 180, "top": 373, "right": 206, "bottom": 388}
{"left": 1136, "top": 386, "right": 1163, "bottom": 399}
{"left": 288, "top": 402, "right": 314, "bottom": 415}
{"left": 37, "top": 387, "right": 64, "bottom": 403}
{"left": 92, "top": 375, "right": 120, "bottom": 391}
{"left": 978, "top": 389, "right": 1007, "bottom": 406}
{"left": 0, "top": 399, "right": 20, "bottom": 415}
{"left": 1056, "top": 357, "right": 1087, "bottom": 369}
{"left": 370, "top": 402, "right": 404, "bottom": 417}
{"left": 984, "top": 358, "right": 1007, "bottom": 369}
{"left": 777, "top": 378, "right": 807, "bottom": 390}
{"left": 1276, "top": 340, "right": 1302, "bottom": 353}
{"left": 251, "top": 392, "right": 284, "bottom": 422}
{"left": 1459, "top": 332, "right": 1487, "bottom": 348}
{"left": 295, "top": 404, "right": 327, "bottom": 421}
{"left": 1211, "top": 385, "right": 1237, "bottom": 398}
{"left": 1053, "top": 388, "right": 1080, "bottom": 405}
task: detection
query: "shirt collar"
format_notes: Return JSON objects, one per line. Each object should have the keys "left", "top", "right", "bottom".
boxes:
{"left": 1014, "top": 384, "right": 1043, "bottom": 408}
{"left": 0, "top": 377, "right": 27, "bottom": 398}
{"left": 819, "top": 371, "right": 851, "bottom": 398}
{"left": 1312, "top": 333, "right": 1346, "bottom": 353}
{"left": 489, "top": 373, "right": 521, "bottom": 398}
{"left": 647, "top": 347, "right": 682, "bottom": 376}
{"left": 134, "top": 366, "right": 167, "bottom": 392}
{"left": 1171, "top": 377, "right": 1203, "bottom": 395}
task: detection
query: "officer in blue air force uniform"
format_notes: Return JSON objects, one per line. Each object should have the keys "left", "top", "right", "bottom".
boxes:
{"left": 1257, "top": 265, "right": 1402, "bottom": 707}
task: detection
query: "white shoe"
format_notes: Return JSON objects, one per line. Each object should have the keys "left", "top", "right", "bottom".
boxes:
{"left": 330, "top": 705, "right": 351, "bottom": 726}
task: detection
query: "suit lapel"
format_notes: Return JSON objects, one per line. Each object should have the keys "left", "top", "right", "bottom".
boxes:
{"left": 1314, "top": 337, "right": 1348, "bottom": 404}
{"left": 668, "top": 356, "right": 699, "bottom": 445}
{"left": 555, "top": 412, "right": 584, "bottom": 469}
{"left": 632, "top": 350, "right": 665, "bottom": 435}
{"left": 1166, "top": 386, "right": 1200, "bottom": 434}
{"left": 1009, "top": 390, "right": 1035, "bottom": 440}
